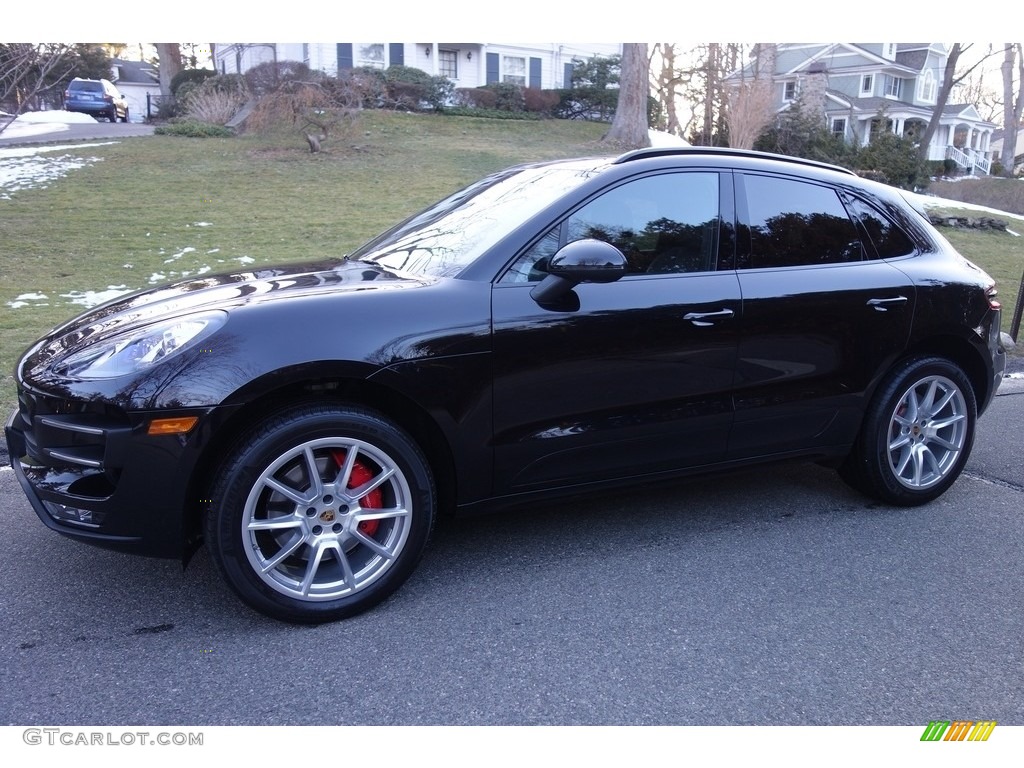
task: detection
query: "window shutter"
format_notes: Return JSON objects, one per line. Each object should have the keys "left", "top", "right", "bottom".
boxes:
{"left": 389, "top": 43, "right": 404, "bottom": 66}
{"left": 563, "top": 62, "right": 573, "bottom": 88}
{"left": 529, "top": 57, "right": 542, "bottom": 89}
{"left": 486, "top": 52, "right": 499, "bottom": 84}
{"left": 337, "top": 43, "right": 353, "bottom": 71}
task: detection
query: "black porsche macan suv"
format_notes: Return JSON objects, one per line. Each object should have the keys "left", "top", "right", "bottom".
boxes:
{"left": 6, "top": 147, "right": 1006, "bottom": 623}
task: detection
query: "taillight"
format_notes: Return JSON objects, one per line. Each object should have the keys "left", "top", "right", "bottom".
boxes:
{"left": 987, "top": 283, "right": 1001, "bottom": 311}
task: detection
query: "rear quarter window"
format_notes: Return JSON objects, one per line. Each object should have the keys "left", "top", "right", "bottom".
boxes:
{"left": 844, "top": 195, "right": 917, "bottom": 259}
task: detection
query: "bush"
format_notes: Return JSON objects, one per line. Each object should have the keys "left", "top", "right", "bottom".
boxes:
{"left": 453, "top": 88, "right": 497, "bottom": 110}
{"left": 484, "top": 82, "right": 525, "bottom": 112}
{"left": 522, "top": 87, "right": 560, "bottom": 115}
{"left": 154, "top": 121, "right": 233, "bottom": 138}
{"left": 244, "top": 60, "right": 318, "bottom": 96}
{"left": 854, "top": 132, "right": 930, "bottom": 190}
{"left": 382, "top": 65, "right": 453, "bottom": 111}
{"left": 182, "top": 75, "right": 249, "bottom": 125}
{"left": 170, "top": 68, "right": 215, "bottom": 96}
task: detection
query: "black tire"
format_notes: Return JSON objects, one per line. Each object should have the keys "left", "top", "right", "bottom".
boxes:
{"left": 839, "top": 356, "right": 976, "bottom": 506}
{"left": 204, "top": 404, "right": 435, "bottom": 623}
{"left": 109, "top": 110, "right": 118, "bottom": 122}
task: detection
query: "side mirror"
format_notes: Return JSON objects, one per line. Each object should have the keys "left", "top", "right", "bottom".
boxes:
{"left": 530, "top": 239, "right": 627, "bottom": 304}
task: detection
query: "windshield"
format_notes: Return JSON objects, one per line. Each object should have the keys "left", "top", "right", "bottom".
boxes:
{"left": 348, "top": 158, "right": 611, "bottom": 278}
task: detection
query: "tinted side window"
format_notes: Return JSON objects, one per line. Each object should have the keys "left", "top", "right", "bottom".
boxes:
{"left": 503, "top": 172, "right": 720, "bottom": 283}
{"left": 844, "top": 196, "right": 916, "bottom": 259}
{"left": 741, "top": 175, "right": 863, "bottom": 269}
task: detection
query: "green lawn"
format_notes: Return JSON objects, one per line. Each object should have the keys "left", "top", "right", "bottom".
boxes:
{"left": 1, "top": 111, "right": 1021, "bottom": 416}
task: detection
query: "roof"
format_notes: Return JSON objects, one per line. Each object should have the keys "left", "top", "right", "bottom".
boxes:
{"left": 111, "top": 59, "right": 158, "bottom": 85}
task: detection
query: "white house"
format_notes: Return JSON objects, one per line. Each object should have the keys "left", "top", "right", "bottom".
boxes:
{"left": 730, "top": 43, "right": 997, "bottom": 175}
{"left": 109, "top": 58, "right": 159, "bottom": 123}
{"left": 213, "top": 43, "right": 622, "bottom": 91}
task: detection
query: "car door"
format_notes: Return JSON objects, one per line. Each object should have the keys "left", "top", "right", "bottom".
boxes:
{"left": 490, "top": 170, "right": 742, "bottom": 494}
{"left": 728, "top": 171, "right": 916, "bottom": 459}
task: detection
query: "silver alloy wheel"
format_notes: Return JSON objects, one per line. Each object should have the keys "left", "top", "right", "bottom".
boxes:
{"left": 886, "top": 375, "right": 968, "bottom": 490}
{"left": 241, "top": 436, "right": 413, "bottom": 601}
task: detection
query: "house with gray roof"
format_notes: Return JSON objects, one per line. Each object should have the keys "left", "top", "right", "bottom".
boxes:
{"left": 110, "top": 58, "right": 159, "bottom": 122}
{"left": 732, "top": 43, "right": 996, "bottom": 175}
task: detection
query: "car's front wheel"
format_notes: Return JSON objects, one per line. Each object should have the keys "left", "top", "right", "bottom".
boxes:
{"left": 840, "top": 356, "right": 976, "bottom": 506}
{"left": 204, "top": 404, "right": 436, "bottom": 623}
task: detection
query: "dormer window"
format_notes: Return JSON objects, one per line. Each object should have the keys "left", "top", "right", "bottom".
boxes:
{"left": 860, "top": 74, "right": 873, "bottom": 95}
{"left": 918, "top": 70, "right": 936, "bottom": 103}
{"left": 884, "top": 43, "right": 897, "bottom": 59}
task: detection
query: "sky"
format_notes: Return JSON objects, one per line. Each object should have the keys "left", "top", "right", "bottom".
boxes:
{"left": 4, "top": 1, "right": 1017, "bottom": 44}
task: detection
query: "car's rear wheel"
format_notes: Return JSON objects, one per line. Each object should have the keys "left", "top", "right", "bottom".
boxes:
{"left": 204, "top": 404, "right": 435, "bottom": 623}
{"left": 840, "top": 356, "right": 976, "bottom": 506}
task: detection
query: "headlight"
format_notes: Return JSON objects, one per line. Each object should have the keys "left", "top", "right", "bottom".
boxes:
{"left": 54, "top": 311, "right": 227, "bottom": 380}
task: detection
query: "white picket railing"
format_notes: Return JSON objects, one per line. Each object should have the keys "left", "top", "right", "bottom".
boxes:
{"left": 945, "top": 145, "right": 991, "bottom": 175}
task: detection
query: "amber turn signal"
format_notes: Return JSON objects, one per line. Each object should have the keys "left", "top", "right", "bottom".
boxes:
{"left": 147, "top": 416, "right": 199, "bottom": 435}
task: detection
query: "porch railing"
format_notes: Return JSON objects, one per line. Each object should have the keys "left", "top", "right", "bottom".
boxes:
{"left": 945, "top": 145, "right": 991, "bottom": 175}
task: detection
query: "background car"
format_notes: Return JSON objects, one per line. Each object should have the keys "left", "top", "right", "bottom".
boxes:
{"left": 6, "top": 147, "right": 1006, "bottom": 624}
{"left": 64, "top": 77, "right": 128, "bottom": 122}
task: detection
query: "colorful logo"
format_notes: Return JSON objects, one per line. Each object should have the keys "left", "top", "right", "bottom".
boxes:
{"left": 920, "top": 721, "right": 997, "bottom": 742}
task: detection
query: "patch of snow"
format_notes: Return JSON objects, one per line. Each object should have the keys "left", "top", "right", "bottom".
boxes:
{"left": 207, "top": 248, "right": 220, "bottom": 254}
{"left": 6, "top": 292, "right": 49, "bottom": 309}
{"left": 191, "top": 222, "right": 213, "bottom": 227}
{"left": 0, "top": 142, "right": 117, "bottom": 200}
{"left": 235, "top": 256, "right": 255, "bottom": 264}
{"left": 196, "top": 266, "right": 211, "bottom": 275}
{"left": 149, "top": 273, "right": 166, "bottom": 284}
{"left": 163, "top": 246, "right": 197, "bottom": 264}
{"left": 648, "top": 129, "right": 689, "bottom": 147}
{"left": 13, "top": 292, "right": 48, "bottom": 301}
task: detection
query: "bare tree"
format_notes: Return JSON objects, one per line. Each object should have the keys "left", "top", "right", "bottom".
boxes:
{"left": 725, "top": 77, "right": 776, "bottom": 149}
{"left": 602, "top": 43, "right": 650, "bottom": 148}
{"left": 1001, "top": 43, "right": 1023, "bottom": 175}
{"left": 0, "top": 43, "right": 75, "bottom": 134}
{"left": 651, "top": 43, "right": 684, "bottom": 136}
{"left": 917, "top": 44, "right": 998, "bottom": 162}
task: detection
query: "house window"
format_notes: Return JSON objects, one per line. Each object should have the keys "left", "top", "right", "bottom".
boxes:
{"left": 918, "top": 70, "right": 936, "bottom": 103}
{"left": 860, "top": 74, "right": 873, "bottom": 95}
{"left": 831, "top": 118, "right": 846, "bottom": 137}
{"left": 885, "top": 75, "right": 902, "bottom": 99}
{"left": 358, "top": 44, "right": 384, "bottom": 68}
{"left": 438, "top": 49, "right": 458, "bottom": 79}
{"left": 503, "top": 56, "right": 526, "bottom": 85}
{"left": 783, "top": 80, "right": 797, "bottom": 101}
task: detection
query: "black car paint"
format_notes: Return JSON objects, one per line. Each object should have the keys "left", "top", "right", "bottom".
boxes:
{"left": 6, "top": 149, "right": 1005, "bottom": 563}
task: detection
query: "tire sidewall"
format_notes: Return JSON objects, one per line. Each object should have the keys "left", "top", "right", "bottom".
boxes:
{"left": 207, "top": 405, "right": 435, "bottom": 623}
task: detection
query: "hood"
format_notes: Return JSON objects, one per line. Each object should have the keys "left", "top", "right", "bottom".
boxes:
{"left": 23, "top": 259, "right": 428, "bottom": 374}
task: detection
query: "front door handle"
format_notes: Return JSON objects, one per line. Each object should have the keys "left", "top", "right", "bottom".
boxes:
{"left": 867, "top": 296, "right": 908, "bottom": 312}
{"left": 684, "top": 308, "right": 735, "bottom": 327}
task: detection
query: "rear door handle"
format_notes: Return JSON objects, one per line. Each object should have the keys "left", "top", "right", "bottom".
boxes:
{"left": 684, "top": 309, "right": 735, "bottom": 327}
{"left": 867, "top": 296, "right": 908, "bottom": 312}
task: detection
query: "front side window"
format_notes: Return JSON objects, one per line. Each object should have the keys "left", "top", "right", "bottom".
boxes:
{"left": 831, "top": 118, "right": 847, "bottom": 137}
{"left": 740, "top": 175, "right": 863, "bottom": 269}
{"left": 503, "top": 172, "right": 721, "bottom": 283}
{"left": 503, "top": 56, "right": 526, "bottom": 85}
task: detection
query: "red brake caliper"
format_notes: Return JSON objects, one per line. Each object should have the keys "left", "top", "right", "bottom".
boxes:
{"left": 331, "top": 450, "right": 381, "bottom": 537}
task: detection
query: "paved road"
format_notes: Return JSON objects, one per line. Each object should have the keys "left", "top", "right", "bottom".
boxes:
{"left": 0, "top": 121, "right": 154, "bottom": 147}
{"left": 1, "top": 375, "right": 1021, "bottom": 726}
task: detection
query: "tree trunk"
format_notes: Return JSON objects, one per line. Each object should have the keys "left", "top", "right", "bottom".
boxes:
{"left": 603, "top": 43, "right": 650, "bottom": 148}
{"left": 917, "top": 44, "right": 962, "bottom": 162}
{"left": 155, "top": 43, "right": 183, "bottom": 99}
{"left": 1001, "top": 43, "right": 1023, "bottom": 176}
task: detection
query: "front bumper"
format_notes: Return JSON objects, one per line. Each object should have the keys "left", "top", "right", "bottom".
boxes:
{"left": 6, "top": 387, "right": 225, "bottom": 558}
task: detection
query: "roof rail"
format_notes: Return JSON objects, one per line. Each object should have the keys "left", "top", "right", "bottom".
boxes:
{"left": 613, "top": 146, "right": 857, "bottom": 176}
